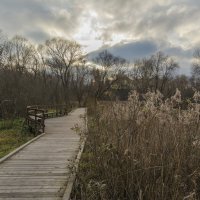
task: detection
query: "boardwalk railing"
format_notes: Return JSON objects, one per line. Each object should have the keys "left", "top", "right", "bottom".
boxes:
{"left": 0, "top": 108, "right": 86, "bottom": 199}
{"left": 25, "top": 103, "right": 78, "bottom": 135}
{"left": 26, "top": 107, "right": 45, "bottom": 134}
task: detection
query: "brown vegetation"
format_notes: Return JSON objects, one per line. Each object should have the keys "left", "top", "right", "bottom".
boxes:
{"left": 1, "top": 30, "right": 200, "bottom": 119}
{"left": 72, "top": 90, "right": 200, "bottom": 200}
{"left": 1, "top": 29, "right": 200, "bottom": 199}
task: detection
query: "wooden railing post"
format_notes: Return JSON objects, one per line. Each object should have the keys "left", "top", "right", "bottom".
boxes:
{"left": 25, "top": 103, "right": 77, "bottom": 135}
{"left": 42, "top": 109, "right": 45, "bottom": 133}
{"left": 34, "top": 109, "right": 37, "bottom": 135}
{"left": 26, "top": 107, "right": 29, "bottom": 127}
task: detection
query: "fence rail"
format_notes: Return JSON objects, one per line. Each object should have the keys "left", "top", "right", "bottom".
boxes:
{"left": 26, "top": 107, "right": 45, "bottom": 135}
{"left": 25, "top": 103, "right": 78, "bottom": 135}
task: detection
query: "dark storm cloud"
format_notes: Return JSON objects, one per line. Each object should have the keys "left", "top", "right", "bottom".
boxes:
{"left": 89, "top": 40, "right": 158, "bottom": 60}
{"left": 89, "top": 39, "right": 193, "bottom": 60}
{"left": 88, "top": 39, "right": 193, "bottom": 74}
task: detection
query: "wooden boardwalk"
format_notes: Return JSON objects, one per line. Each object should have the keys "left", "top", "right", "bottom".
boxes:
{"left": 0, "top": 108, "right": 86, "bottom": 200}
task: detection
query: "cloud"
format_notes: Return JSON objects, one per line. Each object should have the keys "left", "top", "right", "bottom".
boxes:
{"left": 24, "top": 30, "right": 51, "bottom": 43}
{"left": 0, "top": 0, "right": 84, "bottom": 42}
{"left": 89, "top": 40, "right": 157, "bottom": 59}
{"left": 0, "top": 0, "right": 199, "bottom": 48}
{"left": 88, "top": 39, "right": 193, "bottom": 75}
{"left": 78, "top": 0, "right": 200, "bottom": 50}
{"left": 0, "top": 0, "right": 198, "bottom": 74}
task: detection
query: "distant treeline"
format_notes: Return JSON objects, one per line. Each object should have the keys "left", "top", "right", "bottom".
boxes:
{"left": 0, "top": 31, "right": 199, "bottom": 118}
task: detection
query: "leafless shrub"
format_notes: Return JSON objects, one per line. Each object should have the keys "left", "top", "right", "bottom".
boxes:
{"left": 73, "top": 90, "right": 200, "bottom": 200}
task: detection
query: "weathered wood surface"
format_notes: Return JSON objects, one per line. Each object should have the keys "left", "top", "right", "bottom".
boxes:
{"left": 0, "top": 108, "right": 86, "bottom": 200}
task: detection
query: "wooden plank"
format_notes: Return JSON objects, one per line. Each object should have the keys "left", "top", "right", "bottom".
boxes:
{"left": 0, "top": 108, "right": 86, "bottom": 199}
{"left": 0, "top": 192, "right": 59, "bottom": 198}
{"left": 0, "top": 198, "right": 56, "bottom": 200}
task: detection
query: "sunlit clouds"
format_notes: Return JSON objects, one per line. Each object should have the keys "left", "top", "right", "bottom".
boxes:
{"left": 0, "top": 0, "right": 199, "bottom": 74}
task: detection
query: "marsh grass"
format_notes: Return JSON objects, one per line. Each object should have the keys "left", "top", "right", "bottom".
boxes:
{"left": 72, "top": 90, "right": 200, "bottom": 200}
{"left": 0, "top": 118, "right": 34, "bottom": 158}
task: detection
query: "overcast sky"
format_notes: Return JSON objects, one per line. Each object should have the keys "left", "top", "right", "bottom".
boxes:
{"left": 0, "top": 0, "right": 199, "bottom": 74}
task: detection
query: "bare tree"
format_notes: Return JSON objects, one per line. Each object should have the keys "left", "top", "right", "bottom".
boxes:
{"left": 192, "top": 49, "right": 200, "bottom": 76}
{"left": 91, "top": 50, "right": 127, "bottom": 101}
{"left": 0, "top": 31, "right": 5, "bottom": 68}
{"left": 0, "top": 31, "right": 12, "bottom": 71}
{"left": 71, "top": 61, "right": 91, "bottom": 106}
{"left": 10, "top": 36, "right": 35, "bottom": 73}
{"left": 132, "top": 52, "right": 179, "bottom": 94}
{"left": 132, "top": 57, "right": 154, "bottom": 93}
{"left": 152, "top": 52, "right": 179, "bottom": 92}
{"left": 191, "top": 49, "right": 200, "bottom": 89}
{"left": 44, "top": 37, "right": 84, "bottom": 103}
{"left": 36, "top": 45, "right": 49, "bottom": 85}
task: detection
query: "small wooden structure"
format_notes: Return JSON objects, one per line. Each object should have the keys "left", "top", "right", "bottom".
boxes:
{"left": 26, "top": 104, "right": 77, "bottom": 135}
{"left": 26, "top": 107, "right": 45, "bottom": 134}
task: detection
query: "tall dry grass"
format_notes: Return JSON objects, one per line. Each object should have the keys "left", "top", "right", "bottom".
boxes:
{"left": 72, "top": 90, "right": 200, "bottom": 200}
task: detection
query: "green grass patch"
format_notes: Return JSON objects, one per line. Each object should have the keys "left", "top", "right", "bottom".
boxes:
{"left": 0, "top": 118, "right": 34, "bottom": 158}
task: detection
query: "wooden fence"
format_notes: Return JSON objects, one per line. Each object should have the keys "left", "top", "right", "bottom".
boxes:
{"left": 25, "top": 103, "right": 78, "bottom": 135}
{"left": 26, "top": 107, "right": 45, "bottom": 135}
